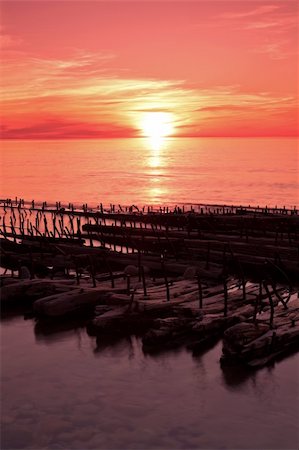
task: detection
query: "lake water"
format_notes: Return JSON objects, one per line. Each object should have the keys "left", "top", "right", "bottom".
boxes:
{"left": 1, "top": 314, "right": 298, "bottom": 450}
{"left": 1, "top": 137, "right": 298, "bottom": 208}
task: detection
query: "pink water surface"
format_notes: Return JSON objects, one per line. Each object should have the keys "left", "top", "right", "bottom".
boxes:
{"left": 1, "top": 137, "right": 298, "bottom": 207}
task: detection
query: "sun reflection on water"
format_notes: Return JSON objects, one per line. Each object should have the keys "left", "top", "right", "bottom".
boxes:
{"left": 148, "top": 151, "right": 161, "bottom": 168}
{"left": 148, "top": 135, "right": 165, "bottom": 152}
{"left": 141, "top": 136, "right": 173, "bottom": 204}
{"left": 147, "top": 185, "right": 165, "bottom": 203}
{"left": 144, "top": 135, "right": 172, "bottom": 168}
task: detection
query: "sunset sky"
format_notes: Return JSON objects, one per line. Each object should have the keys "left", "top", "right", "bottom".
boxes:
{"left": 1, "top": 0, "right": 298, "bottom": 139}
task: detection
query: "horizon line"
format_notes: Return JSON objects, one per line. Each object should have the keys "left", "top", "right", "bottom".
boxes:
{"left": 1, "top": 135, "right": 298, "bottom": 141}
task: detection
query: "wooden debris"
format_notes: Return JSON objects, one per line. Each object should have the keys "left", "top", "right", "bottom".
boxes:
{"left": 221, "top": 297, "right": 299, "bottom": 367}
{"left": 1, "top": 199, "right": 298, "bottom": 368}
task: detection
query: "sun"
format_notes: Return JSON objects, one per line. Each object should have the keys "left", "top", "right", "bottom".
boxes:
{"left": 140, "top": 112, "right": 174, "bottom": 139}
{"left": 140, "top": 112, "right": 174, "bottom": 150}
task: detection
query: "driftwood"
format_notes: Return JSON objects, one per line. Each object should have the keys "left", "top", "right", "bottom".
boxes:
{"left": 33, "top": 287, "right": 108, "bottom": 317}
{"left": 0, "top": 279, "right": 77, "bottom": 305}
{"left": 221, "top": 297, "right": 299, "bottom": 367}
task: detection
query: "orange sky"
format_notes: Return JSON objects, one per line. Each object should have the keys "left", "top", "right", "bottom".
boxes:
{"left": 1, "top": 0, "right": 298, "bottom": 138}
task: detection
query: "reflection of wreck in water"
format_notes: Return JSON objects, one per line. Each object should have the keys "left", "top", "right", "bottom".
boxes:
{"left": 34, "top": 316, "right": 90, "bottom": 345}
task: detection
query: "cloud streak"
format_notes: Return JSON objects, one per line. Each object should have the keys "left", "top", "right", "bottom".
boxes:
{"left": 1, "top": 49, "right": 297, "bottom": 138}
{"left": 219, "top": 5, "right": 280, "bottom": 19}
{"left": 1, "top": 0, "right": 297, "bottom": 139}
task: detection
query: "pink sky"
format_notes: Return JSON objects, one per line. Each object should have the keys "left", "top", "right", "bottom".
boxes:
{"left": 1, "top": 0, "right": 298, "bottom": 138}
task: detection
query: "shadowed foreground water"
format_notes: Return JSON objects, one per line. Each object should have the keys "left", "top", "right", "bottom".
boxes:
{"left": 1, "top": 315, "right": 298, "bottom": 450}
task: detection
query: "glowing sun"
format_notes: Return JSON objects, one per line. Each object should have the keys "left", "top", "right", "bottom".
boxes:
{"left": 140, "top": 112, "right": 174, "bottom": 149}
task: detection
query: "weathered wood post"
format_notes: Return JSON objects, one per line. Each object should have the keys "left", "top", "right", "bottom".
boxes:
{"left": 10, "top": 216, "right": 16, "bottom": 242}
{"left": 137, "top": 250, "right": 141, "bottom": 282}
{"left": 43, "top": 216, "right": 49, "bottom": 237}
{"left": 2, "top": 217, "right": 7, "bottom": 236}
{"left": 263, "top": 282, "right": 275, "bottom": 329}
{"left": 75, "top": 257, "right": 80, "bottom": 285}
{"left": 29, "top": 222, "right": 34, "bottom": 236}
{"left": 223, "top": 277, "right": 228, "bottom": 317}
{"left": 65, "top": 226, "right": 72, "bottom": 239}
{"left": 20, "top": 213, "right": 25, "bottom": 237}
{"left": 197, "top": 273, "right": 203, "bottom": 309}
{"left": 253, "top": 280, "right": 263, "bottom": 323}
{"left": 240, "top": 268, "right": 246, "bottom": 302}
{"left": 141, "top": 265, "right": 147, "bottom": 297}
{"left": 128, "top": 289, "right": 135, "bottom": 312}
{"left": 76, "top": 217, "right": 81, "bottom": 240}
{"left": 269, "top": 331, "right": 277, "bottom": 354}
{"left": 55, "top": 215, "right": 62, "bottom": 238}
{"left": 222, "top": 243, "right": 228, "bottom": 273}
{"left": 112, "top": 225, "right": 117, "bottom": 251}
{"left": 52, "top": 215, "right": 56, "bottom": 238}
{"left": 161, "top": 253, "right": 170, "bottom": 302}
{"left": 69, "top": 215, "right": 74, "bottom": 236}
{"left": 89, "top": 256, "right": 96, "bottom": 287}
{"left": 205, "top": 241, "right": 210, "bottom": 270}
{"left": 88, "top": 220, "right": 93, "bottom": 247}
{"left": 126, "top": 274, "right": 131, "bottom": 295}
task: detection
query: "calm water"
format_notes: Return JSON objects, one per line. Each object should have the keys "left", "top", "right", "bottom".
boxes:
{"left": 1, "top": 137, "right": 298, "bottom": 208}
{"left": 1, "top": 137, "right": 299, "bottom": 449}
{"left": 1, "top": 315, "right": 298, "bottom": 450}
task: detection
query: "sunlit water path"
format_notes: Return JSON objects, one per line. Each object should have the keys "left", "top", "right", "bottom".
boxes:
{"left": 1, "top": 137, "right": 298, "bottom": 208}
{"left": 1, "top": 315, "right": 298, "bottom": 450}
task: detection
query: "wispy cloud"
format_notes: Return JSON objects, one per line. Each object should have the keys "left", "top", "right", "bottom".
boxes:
{"left": 1, "top": 119, "right": 136, "bottom": 140}
{"left": 219, "top": 3, "right": 297, "bottom": 34}
{"left": 244, "top": 15, "right": 298, "bottom": 31}
{"left": 251, "top": 39, "right": 294, "bottom": 60}
{"left": 0, "top": 33, "right": 23, "bottom": 49}
{"left": 1, "top": 51, "right": 297, "bottom": 138}
{"left": 219, "top": 5, "right": 280, "bottom": 19}
{"left": 218, "top": 4, "right": 298, "bottom": 62}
